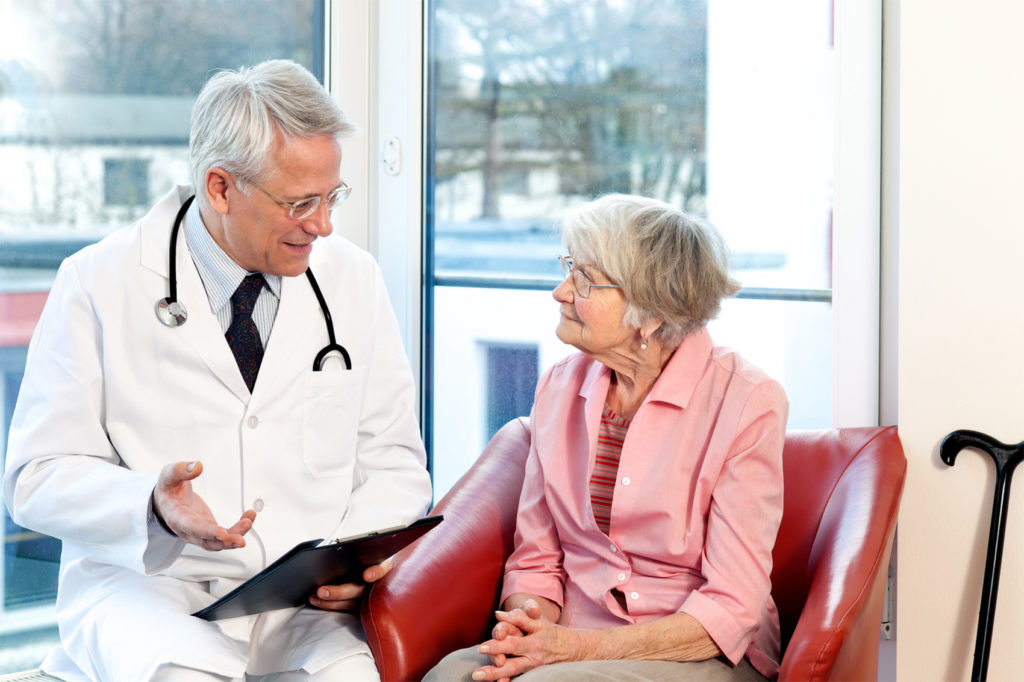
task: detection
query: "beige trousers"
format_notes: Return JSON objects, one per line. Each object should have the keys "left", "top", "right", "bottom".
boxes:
{"left": 423, "top": 645, "right": 768, "bottom": 682}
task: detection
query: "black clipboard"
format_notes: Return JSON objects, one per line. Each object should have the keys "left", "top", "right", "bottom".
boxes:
{"left": 192, "top": 514, "right": 443, "bottom": 621}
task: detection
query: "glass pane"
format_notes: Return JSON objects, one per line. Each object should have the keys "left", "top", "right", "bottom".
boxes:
{"left": 432, "top": 286, "right": 575, "bottom": 496}
{"left": 426, "top": 0, "right": 835, "bottom": 497}
{"left": 707, "top": 297, "right": 832, "bottom": 429}
{"left": 0, "top": 0, "right": 322, "bottom": 670}
{"left": 428, "top": 0, "right": 833, "bottom": 290}
{"left": 431, "top": 287, "right": 831, "bottom": 499}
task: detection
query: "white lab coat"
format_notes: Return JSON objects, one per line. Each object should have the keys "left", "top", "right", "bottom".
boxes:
{"left": 2, "top": 187, "right": 432, "bottom": 681}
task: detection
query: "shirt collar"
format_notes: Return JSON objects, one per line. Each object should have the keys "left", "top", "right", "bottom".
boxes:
{"left": 646, "top": 326, "right": 713, "bottom": 409}
{"left": 183, "top": 199, "right": 282, "bottom": 314}
{"left": 578, "top": 326, "right": 713, "bottom": 411}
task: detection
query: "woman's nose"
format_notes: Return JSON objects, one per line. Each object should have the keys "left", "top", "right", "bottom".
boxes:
{"left": 553, "top": 275, "right": 574, "bottom": 303}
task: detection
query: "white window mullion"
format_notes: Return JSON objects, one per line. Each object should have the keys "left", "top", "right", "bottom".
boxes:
{"left": 833, "top": 0, "right": 883, "bottom": 427}
{"left": 328, "top": 0, "right": 372, "bottom": 253}
{"left": 330, "top": 0, "right": 424, "bottom": 398}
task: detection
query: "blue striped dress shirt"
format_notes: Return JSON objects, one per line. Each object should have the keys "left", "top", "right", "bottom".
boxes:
{"left": 183, "top": 200, "right": 282, "bottom": 345}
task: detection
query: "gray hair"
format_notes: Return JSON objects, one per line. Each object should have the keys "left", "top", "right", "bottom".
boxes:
{"left": 189, "top": 59, "right": 358, "bottom": 206}
{"left": 560, "top": 194, "right": 740, "bottom": 349}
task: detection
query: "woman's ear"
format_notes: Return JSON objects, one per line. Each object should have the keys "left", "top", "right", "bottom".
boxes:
{"left": 205, "top": 168, "right": 232, "bottom": 215}
{"left": 640, "top": 316, "right": 665, "bottom": 342}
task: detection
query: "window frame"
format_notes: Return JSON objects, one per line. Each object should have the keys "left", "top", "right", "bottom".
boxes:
{"left": 352, "top": 0, "right": 883, "bottom": 436}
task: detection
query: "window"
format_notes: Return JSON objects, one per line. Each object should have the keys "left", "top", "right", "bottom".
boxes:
{"left": 103, "top": 158, "right": 150, "bottom": 206}
{"left": 419, "top": 0, "right": 881, "bottom": 499}
{"left": 0, "top": 0, "right": 324, "bottom": 670}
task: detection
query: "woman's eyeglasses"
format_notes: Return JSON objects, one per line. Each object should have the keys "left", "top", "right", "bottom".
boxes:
{"left": 558, "top": 255, "right": 621, "bottom": 298}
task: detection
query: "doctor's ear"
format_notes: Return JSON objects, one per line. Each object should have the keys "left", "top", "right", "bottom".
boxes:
{"left": 205, "top": 168, "right": 232, "bottom": 215}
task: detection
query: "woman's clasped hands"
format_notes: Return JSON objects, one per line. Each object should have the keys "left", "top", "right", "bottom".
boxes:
{"left": 473, "top": 597, "right": 589, "bottom": 682}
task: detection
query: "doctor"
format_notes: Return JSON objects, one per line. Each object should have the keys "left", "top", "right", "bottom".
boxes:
{"left": 2, "top": 60, "right": 431, "bottom": 681}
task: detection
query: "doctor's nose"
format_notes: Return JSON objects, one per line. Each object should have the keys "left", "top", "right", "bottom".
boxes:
{"left": 301, "top": 201, "right": 334, "bottom": 237}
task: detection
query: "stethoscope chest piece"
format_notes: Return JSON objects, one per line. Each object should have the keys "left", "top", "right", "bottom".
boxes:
{"left": 156, "top": 297, "right": 188, "bottom": 327}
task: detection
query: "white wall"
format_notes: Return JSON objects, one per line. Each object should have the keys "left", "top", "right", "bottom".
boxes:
{"left": 896, "top": 1, "right": 1024, "bottom": 679}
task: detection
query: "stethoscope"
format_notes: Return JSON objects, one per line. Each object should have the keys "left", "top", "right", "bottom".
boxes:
{"left": 155, "top": 195, "right": 352, "bottom": 371}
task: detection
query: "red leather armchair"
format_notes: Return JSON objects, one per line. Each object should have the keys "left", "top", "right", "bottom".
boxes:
{"left": 362, "top": 419, "right": 907, "bottom": 681}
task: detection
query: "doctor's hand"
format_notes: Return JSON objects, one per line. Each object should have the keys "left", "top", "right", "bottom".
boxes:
{"left": 308, "top": 558, "right": 393, "bottom": 612}
{"left": 153, "top": 460, "right": 257, "bottom": 551}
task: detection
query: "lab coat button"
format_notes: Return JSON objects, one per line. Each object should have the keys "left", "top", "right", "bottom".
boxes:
{"left": 247, "top": 416, "right": 259, "bottom": 428}
{"left": 621, "top": 476, "right": 631, "bottom": 486}
{"left": 253, "top": 498, "right": 265, "bottom": 512}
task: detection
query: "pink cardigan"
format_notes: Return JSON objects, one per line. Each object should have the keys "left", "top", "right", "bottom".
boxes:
{"left": 501, "top": 328, "right": 788, "bottom": 677}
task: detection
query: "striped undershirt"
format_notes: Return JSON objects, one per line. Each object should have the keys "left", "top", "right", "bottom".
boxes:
{"left": 183, "top": 199, "right": 281, "bottom": 346}
{"left": 589, "top": 404, "right": 631, "bottom": 534}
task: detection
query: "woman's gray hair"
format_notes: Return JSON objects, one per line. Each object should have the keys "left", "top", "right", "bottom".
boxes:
{"left": 189, "top": 59, "right": 358, "bottom": 206}
{"left": 561, "top": 194, "right": 740, "bottom": 349}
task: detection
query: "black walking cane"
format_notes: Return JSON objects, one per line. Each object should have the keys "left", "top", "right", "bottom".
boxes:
{"left": 940, "top": 429, "right": 1024, "bottom": 682}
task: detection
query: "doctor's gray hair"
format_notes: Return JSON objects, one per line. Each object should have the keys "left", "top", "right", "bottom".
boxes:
{"left": 560, "top": 194, "right": 740, "bottom": 349}
{"left": 189, "top": 59, "right": 357, "bottom": 206}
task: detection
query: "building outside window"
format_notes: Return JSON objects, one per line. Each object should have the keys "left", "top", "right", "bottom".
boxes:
{"left": 484, "top": 343, "right": 539, "bottom": 437}
{"left": 103, "top": 158, "right": 151, "bottom": 207}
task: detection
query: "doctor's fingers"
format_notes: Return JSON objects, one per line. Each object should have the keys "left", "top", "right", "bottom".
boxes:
{"left": 309, "top": 583, "right": 365, "bottom": 612}
{"left": 158, "top": 460, "right": 204, "bottom": 487}
{"left": 362, "top": 557, "right": 393, "bottom": 583}
{"left": 316, "top": 583, "right": 365, "bottom": 601}
{"left": 194, "top": 532, "right": 246, "bottom": 551}
{"left": 226, "top": 510, "right": 258, "bottom": 537}
{"left": 177, "top": 521, "right": 246, "bottom": 551}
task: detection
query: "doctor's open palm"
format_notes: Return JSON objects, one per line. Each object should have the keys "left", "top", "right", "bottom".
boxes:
{"left": 153, "top": 460, "right": 257, "bottom": 551}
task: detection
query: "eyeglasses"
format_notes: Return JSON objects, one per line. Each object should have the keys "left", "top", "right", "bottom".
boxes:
{"left": 243, "top": 178, "right": 352, "bottom": 220}
{"left": 558, "top": 255, "right": 621, "bottom": 298}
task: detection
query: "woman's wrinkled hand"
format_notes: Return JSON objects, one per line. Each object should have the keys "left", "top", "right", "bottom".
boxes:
{"left": 472, "top": 598, "right": 585, "bottom": 681}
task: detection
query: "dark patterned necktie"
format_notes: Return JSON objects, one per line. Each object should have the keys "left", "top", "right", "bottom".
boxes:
{"left": 226, "top": 274, "right": 265, "bottom": 392}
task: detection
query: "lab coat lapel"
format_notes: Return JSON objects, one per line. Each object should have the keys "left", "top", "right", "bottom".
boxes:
{"left": 139, "top": 187, "right": 189, "bottom": 279}
{"left": 139, "top": 188, "right": 252, "bottom": 404}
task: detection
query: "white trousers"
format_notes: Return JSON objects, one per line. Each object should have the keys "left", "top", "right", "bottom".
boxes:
{"left": 150, "top": 652, "right": 380, "bottom": 681}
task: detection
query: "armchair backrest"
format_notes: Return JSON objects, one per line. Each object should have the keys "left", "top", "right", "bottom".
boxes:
{"left": 362, "top": 418, "right": 531, "bottom": 681}
{"left": 362, "top": 420, "right": 906, "bottom": 682}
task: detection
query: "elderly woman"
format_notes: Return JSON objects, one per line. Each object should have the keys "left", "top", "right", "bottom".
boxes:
{"left": 426, "top": 194, "right": 788, "bottom": 682}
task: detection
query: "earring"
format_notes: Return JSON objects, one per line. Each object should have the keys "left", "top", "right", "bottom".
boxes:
{"left": 640, "top": 338, "right": 648, "bottom": 350}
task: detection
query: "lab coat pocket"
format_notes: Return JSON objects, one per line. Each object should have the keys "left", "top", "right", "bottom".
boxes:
{"left": 301, "top": 366, "right": 366, "bottom": 477}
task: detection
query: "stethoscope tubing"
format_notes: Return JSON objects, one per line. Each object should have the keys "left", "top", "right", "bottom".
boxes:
{"left": 158, "top": 195, "right": 351, "bottom": 371}
{"left": 166, "top": 195, "right": 195, "bottom": 307}
{"left": 305, "top": 269, "right": 352, "bottom": 371}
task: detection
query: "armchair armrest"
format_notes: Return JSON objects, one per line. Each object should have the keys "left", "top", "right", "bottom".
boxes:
{"left": 362, "top": 417, "right": 531, "bottom": 681}
{"left": 776, "top": 427, "right": 906, "bottom": 681}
